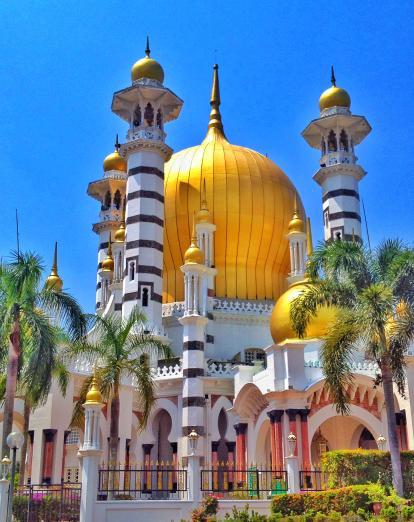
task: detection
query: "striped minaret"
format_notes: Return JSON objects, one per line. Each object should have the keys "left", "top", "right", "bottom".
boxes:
{"left": 179, "top": 224, "right": 208, "bottom": 442}
{"left": 111, "top": 40, "right": 183, "bottom": 330}
{"left": 302, "top": 67, "right": 371, "bottom": 242}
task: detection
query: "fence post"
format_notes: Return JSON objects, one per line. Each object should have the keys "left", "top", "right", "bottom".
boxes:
{"left": 187, "top": 455, "right": 201, "bottom": 503}
{"left": 79, "top": 376, "right": 104, "bottom": 522}
{"left": 285, "top": 456, "right": 300, "bottom": 494}
{"left": 0, "top": 479, "right": 9, "bottom": 522}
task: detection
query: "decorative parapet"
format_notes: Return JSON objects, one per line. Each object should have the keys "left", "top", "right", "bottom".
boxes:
{"left": 162, "top": 301, "right": 185, "bottom": 317}
{"left": 213, "top": 299, "right": 273, "bottom": 315}
{"left": 206, "top": 361, "right": 233, "bottom": 377}
{"left": 305, "top": 360, "right": 379, "bottom": 373}
{"left": 151, "top": 363, "right": 182, "bottom": 379}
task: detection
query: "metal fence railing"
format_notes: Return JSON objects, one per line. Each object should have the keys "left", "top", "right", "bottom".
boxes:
{"left": 98, "top": 466, "right": 188, "bottom": 500}
{"left": 201, "top": 466, "right": 288, "bottom": 499}
{"left": 13, "top": 483, "right": 81, "bottom": 521}
{"left": 300, "top": 470, "right": 330, "bottom": 491}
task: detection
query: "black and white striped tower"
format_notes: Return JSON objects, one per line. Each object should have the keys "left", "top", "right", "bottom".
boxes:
{"left": 302, "top": 67, "right": 371, "bottom": 242}
{"left": 111, "top": 39, "right": 183, "bottom": 330}
{"left": 179, "top": 225, "right": 208, "bottom": 441}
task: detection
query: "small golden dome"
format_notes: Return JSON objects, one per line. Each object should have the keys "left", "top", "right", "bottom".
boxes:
{"left": 131, "top": 37, "right": 164, "bottom": 84}
{"left": 46, "top": 242, "right": 63, "bottom": 292}
{"left": 103, "top": 150, "right": 127, "bottom": 173}
{"left": 184, "top": 220, "right": 204, "bottom": 265}
{"left": 288, "top": 195, "right": 304, "bottom": 233}
{"left": 114, "top": 221, "right": 126, "bottom": 243}
{"left": 85, "top": 376, "right": 102, "bottom": 405}
{"left": 101, "top": 237, "right": 114, "bottom": 272}
{"left": 319, "top": 67, "right": 351, "bottom": 111}
{"left": 270, "top": 281, "right": 337, "bottom": 344}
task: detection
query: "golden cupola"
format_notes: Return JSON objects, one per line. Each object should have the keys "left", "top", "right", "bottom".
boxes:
{"left": 184, "top": 218, "right": 204, "bottom": 265}
{"left": 288, "top": 195, "right": 305, "bottom": 234}
{"left": 163, "top": 64, "right": 304, "bottom": 303}
{"left": 85, "top": 375, "right": 103, "bottom": 405}
{"left": 115, "top": 205, "right": 126, "bottom": 243}
{"left": 103, "top": 135, "right": 127, "bottom": 173}
{"left": 45, "top": 242, "right": 63, "bottom": 292}
{"left": 101, "top": 235, "right": 114, "bottom": 272}
{"left": 319, "top": 66, "right": 351, "bottom": 111}
{"left": 131, "top": 37, "right": 164, "bottom": 84}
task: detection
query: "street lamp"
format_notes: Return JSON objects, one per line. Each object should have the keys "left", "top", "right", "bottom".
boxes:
{"left": 6, "top": 432, "right": 24, "bottom": 522}
{"left": 377, "top": 434, "right": 386, "bottom": 451}
{"left": 0, "top": 457, "right": 11, "bottom": 481}
{"left": 188, "top": 429, "right": 199, "bottom": 456}
{"left": 287, "top": 432, "right": 297, "bottom": 457}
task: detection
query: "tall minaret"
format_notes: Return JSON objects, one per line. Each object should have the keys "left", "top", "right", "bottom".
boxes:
{"left": 87, "top": 135, "right": 127, "bottom": 313}
{"left": 112, "top": 38, "right": 183, "bottom": 331}
{"left": 287, "top": 195, "right": 307, "bottom": 286}
{"left": 302, "top": 67, "right": 371, "bottom": 242}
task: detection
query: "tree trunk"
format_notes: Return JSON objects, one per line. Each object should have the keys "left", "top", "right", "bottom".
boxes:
{"left": 19, "top": 399, "right": 31, "bottom": 485}
{"left": 381, "top": 360, "right": 404, "bottom": 496}
{"left": 109, "top": 390, "right": 120, "bottom": 466}
{"left": 2, "top": 309, "right": 20, "bottom": 457}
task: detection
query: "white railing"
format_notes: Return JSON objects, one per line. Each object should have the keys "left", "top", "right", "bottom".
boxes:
{"left": 212, "top": 299, "right": 273, "bottom": 315}
{"left": 151, "top": 363, "right": 182, "bottom": 379}
{"left": 305, "top": 360, "right": 379, "bottom": 372}
{"left": 162, "top": 301, "right": 185, "bottom": 317}
{"left": 206, "top": 361, "right": 233, "bottom": 377}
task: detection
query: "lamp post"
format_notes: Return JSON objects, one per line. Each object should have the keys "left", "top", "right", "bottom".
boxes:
{"left": 287, "top": 432, "right": 297, "bottom": 457}
{"left": 377, "top": 435, "right": 386, "bottom": 451}
{"left": 187, "top": 430, "right": 201, "bottom": 501}
{"left": 188, "top": 429, "right": 199, "bottom": 456}
{"left": 0, "top": 458, "right": 10, "bottom": 482}
{"left": 6, "top": 432, "right": 24, "bottom": 522}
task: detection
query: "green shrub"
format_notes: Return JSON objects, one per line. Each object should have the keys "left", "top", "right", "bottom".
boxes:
{"left": 223, "top": 505, "right": 268, "bottom": 521}
{"left": 321, "top": 450, "right": 414, "bottom": 497}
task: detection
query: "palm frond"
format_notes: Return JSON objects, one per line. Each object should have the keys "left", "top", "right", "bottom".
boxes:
{"left": 39, "top": 289, "right": 86, "bottom": 341}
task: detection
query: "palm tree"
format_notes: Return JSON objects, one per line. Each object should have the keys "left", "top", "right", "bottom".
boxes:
{"left": 290, "top": 239, "right": 414, "bottom": 497}
{"left": 0, "top": 250, "right": 86, "bottom": 459}
{"left": 69, "top": 308, "right": 171, "bottom": 466}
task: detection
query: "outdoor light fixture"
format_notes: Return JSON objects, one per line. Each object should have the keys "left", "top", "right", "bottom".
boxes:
{"left": 0, "top": 456, "right": 11, "bottom": 480}
{"left": 287, "top": 432, "right": 297, "bottom": 457}
{"left": 377, "top": 434, "right": 386, "bottom": 451}
{"left": 188, "top": 429, "right": 199, "bottom": 456}
{"left": 6, "top": 432, "right": 25, "bottom": 522}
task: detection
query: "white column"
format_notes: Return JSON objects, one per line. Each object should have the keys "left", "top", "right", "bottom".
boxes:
{"left": 285, "top": 455, "right": 300, "bottom": 493}
{"left": 0, "top": 479, "right": 9, "bottom": 522}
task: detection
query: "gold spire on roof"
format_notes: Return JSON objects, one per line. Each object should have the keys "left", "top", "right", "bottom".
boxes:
{"left": 145, "top": 35, "right": 151, "bottom": 57}
{"left": 331, "top": 65, "right": 336, "bottom": 86}
{"left": 319, "top": 65, "right": 351, "bottom": 111}
{"left": 184, "top": 214, "right": 204, "bottom": 265}
{"left": 205, "top": 64, "right": 227, "bottom": 142}
{"left": 115, "top": 203, "right": 126, "bottom": 243}
{"left": 101, "top": 234, "right": 114, "bottom": 272}
{"left": 85, "top": 374, "right": 103, "bottom": 405}
{"left": 131, "top": 36, "right": 164, "bottom": 83}
{"left": 46, "top": 242, "right": 63, "bottom": 291}
{"left": 306, "top": 217, "right": 313, "bottom": 257}
{"left": 288, "top": 193, "right": 304, "bottom": 233}
{"left": 197, "top": 178, "right": 211, "bottom": 223}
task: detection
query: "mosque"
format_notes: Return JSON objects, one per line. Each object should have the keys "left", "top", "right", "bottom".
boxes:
{"left": 13, "top": 41, "right": 414, "bottom": 486}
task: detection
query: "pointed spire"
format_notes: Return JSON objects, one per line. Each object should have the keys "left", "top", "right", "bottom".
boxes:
{"left": 306, "top": 217, "right": 313, "bottom": 257}
{"left": 206, "top": 64, "right": 227, "bottom": 140}
{"left": 46, "top": 241, "right": 63, "bottom": 291}
{"left": 51, "top": 241, "right": 58, "bottom": 275}
{"left": 288, "top": 193, "right": 304, "bottom": 234}
{"left": 145, "top": 36, "right": 150, "bottom": 57}
{"left": 114, "top": 134, "right": 120, "bottom": 151}
{"left": 107, "top": 233, "right": 113, "bottom": 256}
{"left": 191, "top": 212, "right": 197, "bottom": 244}
{"left": 331, "top": 65, "right": 336, "bottom": 87}
{"left": 201, "top": 178, "right": 208, "bottom": 210}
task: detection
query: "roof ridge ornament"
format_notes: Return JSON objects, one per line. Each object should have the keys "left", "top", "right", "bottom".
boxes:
{"left": 331, "top": 65, "right": 336, "bottom": 87}
{"left": 205, "top": 64, "right": 227, "bottom": 141}
{"left": 145, "top": 35, "right": 151, "bottom": 58}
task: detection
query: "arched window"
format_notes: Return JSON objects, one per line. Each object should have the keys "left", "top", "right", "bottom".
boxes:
{"left": 144, "top": 103, "right": 154, "bottom": 126}
{"left": 102, "top": 191, "right": 111, "bottom": 210}
{"left": 321, "top": 137, "right": 326, "bottom": 155}
{"left": 156, "top": 109, "right": 163, "bottom": 129}
{"left": 133, "top": 105, "right": 141, "bottom": 127}
{"left": 142, "top": 287, "right": 149, "bottom": 307}
{"left": 339, "top": 129, "right": 348, "bottom": 151}
{"left": 129, "top": 262, "right": 135, "bottom": 281}
{"left": 114, "top": 190, "right": 121, "bottom": 210}
{"left": 327, "top": 130, "right": 337, "bottom": 152}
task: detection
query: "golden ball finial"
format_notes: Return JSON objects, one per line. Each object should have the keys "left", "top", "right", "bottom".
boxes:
{"left": 114, "top": 221, "right": 126, "bottom": 243}
{"left": 184, "top": 216, "right": 204, "bottom": 265}
{"left": 103, "top": 135, "right": 127, "bottom": 173}
{"left": 131, "top": 36, "right": 164, "bottom": 84}
{"left": 85, "top": 375, "right": 102, "bottom": 405}
{"left": 319, "top": 67, "right": 351, "bottom": 111}
{"left": 45, "top": 242, "right": 63, "bottom": 292}
{"left": 288, "top": 194, "right": 304, "bottom": 234}
{"left": 101, "top": 235, "right": 114, "bottom": 272}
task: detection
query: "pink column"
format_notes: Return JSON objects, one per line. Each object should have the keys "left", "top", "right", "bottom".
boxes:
{"left": 42, "top": 429, "right": 57, "bottom": 484}
{"left": 267, "top": 410, "right": 284, "bottom": 471}
{"left": 234, "top": 423, "right": 248, "bottom": 485}
{"left": 299, "top": 409, "right": 311, "bottom": 470}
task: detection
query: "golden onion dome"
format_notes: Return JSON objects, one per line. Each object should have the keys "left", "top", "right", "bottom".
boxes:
{"left": 114, "top": 221, "right": 126, "bottom": 243}
{"left": 131, "top": 37, "right": 164, "bottom": 84}
{"left": 162, "top": 64, "right": 305, "bottom": 303}
{"left": 270, "top": 281, "right": 337, "bottom": 344}
{"left": 103, "top": 150, "right": 127, "bottom": 173}
{"left": 184, "top": 221, "right": 204, "bottom": 265}
{"left": 85, "top": 376, "right": 102, "bottom": 405}
{"left": 101, "top": 237, "right": 114, "bottom": 272}
{"left": 319, "top": 66, "right": 351, "bottom": 111}
{"left": 288, "top": 197, "right": 304, "bottom": 233}
{"left": 45, "top": 242, "right": 63, "bottom": 292}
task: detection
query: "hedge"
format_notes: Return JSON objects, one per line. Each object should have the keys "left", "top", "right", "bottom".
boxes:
{"left": 271, "top": 484, "right": 406, "bottom": 517}
{"left": 321, "top": 450, "right": 414, "bottom": 497}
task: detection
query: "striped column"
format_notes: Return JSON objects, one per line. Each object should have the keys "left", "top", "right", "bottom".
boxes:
{"left": 267, "top": 410, "right": 284, "bottom": 471}
{"left": 121, "top": 143, "right": 171, "bottom": 330}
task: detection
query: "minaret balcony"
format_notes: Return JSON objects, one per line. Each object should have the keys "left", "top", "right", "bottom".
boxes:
{"left": 321, "top": 151, "right": 356, "bottom": 167}
{"left": 127, "top": 125, "right": 166, "bottom": 143}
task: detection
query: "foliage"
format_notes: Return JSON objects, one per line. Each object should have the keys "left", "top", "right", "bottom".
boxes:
{"left": 191, "top": 495, "right": 219, "bottom": 521}
{"left": 271, "top": 484, "right": 407, "bottom": 517}
{"left": 223, "top": 505, "right": 268, "bottom": 521}
{"left": 321, "top": 450, "right": 414, "bottom": 497}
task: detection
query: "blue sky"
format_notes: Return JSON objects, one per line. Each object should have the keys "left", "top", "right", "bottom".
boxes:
{"left": 1, "top": 1, "right": 413, "bottom": 312}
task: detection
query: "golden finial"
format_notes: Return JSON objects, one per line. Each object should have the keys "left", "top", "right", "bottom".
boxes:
{"left": 101, "top": 233, "right": 114, "bottom": 272}
{"left": 331, "top": 65, "right": 336, "bottom": 87}
{"left": 184, "top": 212, "right": 204, "bottom": 265}
{"left": 85, "top": 374, "right": 103, "bottom": 405}
{"left": 197, "top": 179, "right": 211, "bottom": 223}
{"left": 306, "top": 217, "right": 313, "bottom": 257}
{"left": 45, "top": 241, "right": 63, "bottom": 291}
{"left": 288, "top": 193, "right": 304, "bottom": 234}
{"left": 115, "top": 134, "right": 120, "bottom": 151}
{"left": 206, "top": 64, "right": 226, "bottom": 140}
{"left": 115, "top": 205, "right": 126, "bottom": 243}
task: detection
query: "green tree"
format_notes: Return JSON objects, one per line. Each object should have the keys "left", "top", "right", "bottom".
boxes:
{"left": 290, "top": 239, "right": 414, "bottom": 497}
{"left": 69, "top": 308, "right": 171, "bottom": 465}
{"left": 0, "top": 251, "right": 86, "bottom": 462}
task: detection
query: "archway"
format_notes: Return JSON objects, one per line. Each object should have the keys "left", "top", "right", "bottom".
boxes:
{"left": 151, "top": 409, "right": 173, "bottom": 464}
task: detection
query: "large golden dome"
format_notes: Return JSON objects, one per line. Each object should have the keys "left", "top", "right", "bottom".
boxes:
{"left": 162, "top": 65, "right": 304, "bottom": 303}
{"left": 270, "top": 281, "right": 337, "bottom": 344}
{"left": 319, "top": 67, "right": 351, "bottom": 111}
